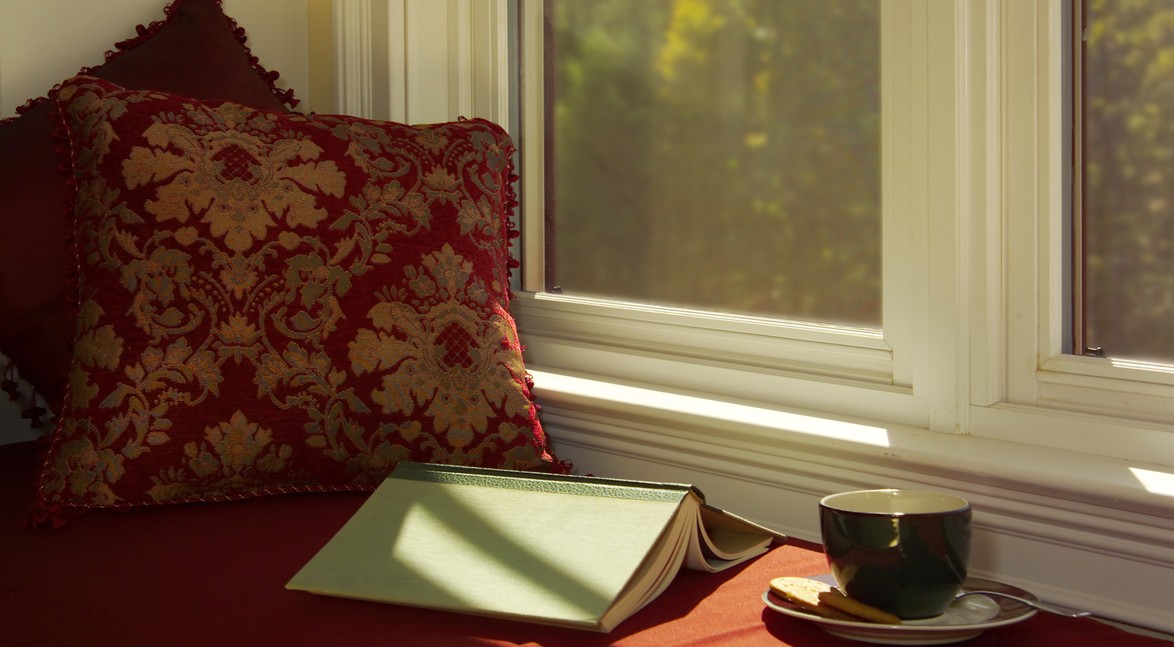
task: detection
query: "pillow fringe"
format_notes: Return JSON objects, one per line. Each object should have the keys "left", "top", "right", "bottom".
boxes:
{"left": 19, "top": 393, "right": 48, "bottom": 429}
{"left": 1, "top": 363, "right": 18, "bottom": 402}
{"left": 502, "top": 156, "right": 523, "bottom": 295}
{"left": 25, "top": 437, "right": 71, "bottom": 531}
{"left": 48, "top": 97, "right": 80, "bottom": 434}
{"left": 494, "top": 136, "right": 570, "bottom": 474}
{"left": 1, "top": 364, "right": 50, "bottom": 430}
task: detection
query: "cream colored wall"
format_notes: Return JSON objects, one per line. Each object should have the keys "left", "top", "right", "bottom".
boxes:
{"left": 221, "top": 0, "right": 312, "bottom": 107}
{"left": 0, "top": 0, "right": 312, "bottom": 117}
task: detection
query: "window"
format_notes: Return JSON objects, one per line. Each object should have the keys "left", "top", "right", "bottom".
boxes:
{"left": 1075, "top": 0, "right": 1174, "bottom": 364}
{"left": 515, "top": 0, "right": 913, "bottom": 420}
{"left": 543, "top": 0, "right": 881, "bottom": 327}
{"left": 510, "top": 0, "right": 1174, "bottom": 466}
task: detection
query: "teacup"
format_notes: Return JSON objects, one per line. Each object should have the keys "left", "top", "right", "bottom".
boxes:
{"left": 819, "top": 489, "right": 972, "bottom": 619}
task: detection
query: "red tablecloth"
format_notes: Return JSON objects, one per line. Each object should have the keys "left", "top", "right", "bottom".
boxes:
{"left": 1, "top": 441, "right": 1166, "bottom": 646}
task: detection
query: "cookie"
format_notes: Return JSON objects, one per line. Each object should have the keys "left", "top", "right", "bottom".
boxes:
{"left": 768, "top": 576, "right": 902, "bottom": 624}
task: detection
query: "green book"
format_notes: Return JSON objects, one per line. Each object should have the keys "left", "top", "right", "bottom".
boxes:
{"left": 285, "top": 462, "right": 786, "bottom": 632}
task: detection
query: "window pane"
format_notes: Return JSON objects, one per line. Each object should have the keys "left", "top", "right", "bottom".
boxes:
{"left": 1080, "top": 0, "right": 1174, "bottom": 362}
{"left": 544, "top": 0, "right": 881, "bottom": 326}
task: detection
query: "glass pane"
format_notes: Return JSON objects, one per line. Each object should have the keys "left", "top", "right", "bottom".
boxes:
{"left": 1081, "top": 0, "right": 1174, "bottom": 362}
{"left": 544, "top": 0, "right": 881, "bottom": 326}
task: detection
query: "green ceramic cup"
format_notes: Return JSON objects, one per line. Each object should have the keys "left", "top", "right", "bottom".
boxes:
{"left": 819, "top": 489, "right": 972, "bottom": 620}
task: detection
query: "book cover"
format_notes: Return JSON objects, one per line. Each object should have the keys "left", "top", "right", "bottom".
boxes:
{"left": 286, "top": 462, "right": 784, "bottom": 632}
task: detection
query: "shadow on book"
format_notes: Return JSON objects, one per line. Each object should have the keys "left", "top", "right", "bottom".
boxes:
{"left": 287, "top": 462, "right": 786, "bottom": 632}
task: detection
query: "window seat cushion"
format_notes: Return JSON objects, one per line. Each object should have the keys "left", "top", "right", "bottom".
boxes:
{"left": 2, "top": 441, "right": 1164, "bottom": 646}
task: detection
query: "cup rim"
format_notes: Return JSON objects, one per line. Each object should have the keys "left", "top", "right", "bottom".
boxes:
{"left": 819, "top": 488, "right": 971, "bottom": 515}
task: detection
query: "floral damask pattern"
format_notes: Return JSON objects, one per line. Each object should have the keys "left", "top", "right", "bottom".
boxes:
{"left": 38, "top": 77, "right": 560, "bottom": 513}
{"left": 125, "top": 105, "right": 347, "bottom": 253}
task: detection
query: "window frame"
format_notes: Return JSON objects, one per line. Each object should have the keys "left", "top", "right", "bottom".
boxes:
{"left": 515, "top": 0, "right": 937, "bottom": 427}
{"left": 986, "top": 0, "right": 1174, "bottom": 459}
{"left": 509, "top": 0, "right": 1174, "bottom": 468}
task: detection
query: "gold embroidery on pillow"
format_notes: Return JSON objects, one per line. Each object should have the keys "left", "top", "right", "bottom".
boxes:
{"left": 67, "top": 299, "right": 124, "bottom": 410}
{"left": 349, "top": 244, "right": 530, "bottom": 447}
{"left": 123, "top": 106, "right": 346, "bottom": 252}
{"left": 41, "top": 78, "right": 554, "bottom": 510}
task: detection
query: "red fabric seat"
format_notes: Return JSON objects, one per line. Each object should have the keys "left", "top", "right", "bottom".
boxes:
{"left": 1, "top": 441, "right": 1166, "bottom": 646}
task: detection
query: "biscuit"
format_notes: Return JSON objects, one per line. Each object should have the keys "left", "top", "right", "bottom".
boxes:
{"left": 768, "top": 576, "right": 902, "bottom": 624}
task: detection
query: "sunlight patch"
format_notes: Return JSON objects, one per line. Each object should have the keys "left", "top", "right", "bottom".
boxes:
{"left": 531, "top": 370, "right": 891, "bottom": 447}
{"left": 1129, "top": 467, "right": 1174, "bottom": 497}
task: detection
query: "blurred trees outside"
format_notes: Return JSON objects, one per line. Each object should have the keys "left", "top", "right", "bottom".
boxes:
{"left": 1084, "top": 0, "right": 1174, "bottom": 362}
{"left": 547, "top": 0, "right": 881, "bottom": 327}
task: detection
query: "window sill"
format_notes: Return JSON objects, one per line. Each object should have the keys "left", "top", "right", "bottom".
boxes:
{"left": 529, "top": 368, "right": 1174, "bottom": 517}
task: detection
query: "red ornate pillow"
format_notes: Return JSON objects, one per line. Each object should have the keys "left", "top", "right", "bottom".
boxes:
{"left": 0, "top": 0, "right": 296, "bottom": 422}
{"left": 37, "top": 76, "right": 560, "bottom": 515}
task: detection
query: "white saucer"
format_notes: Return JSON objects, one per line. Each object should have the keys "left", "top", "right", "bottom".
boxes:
{"left": 762, "top": 576, "right": 1038, "bottom": 645}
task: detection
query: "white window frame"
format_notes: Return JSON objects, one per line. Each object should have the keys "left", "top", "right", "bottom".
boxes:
{"left": 510, "top": 0, "right": 1174, "bottom": 468}
{"left": 515, "top": 0, "right": 940, "bottom": 430}
{"left": 966, "top": 0, "right": 1174, "bottom": 462}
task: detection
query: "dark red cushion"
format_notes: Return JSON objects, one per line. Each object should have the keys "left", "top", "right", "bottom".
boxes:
{"left": 0, "top": 0, "right": 295, "bottom": 416}
{"left": 0, "top": 442, "right": 1159, "bottom": 646}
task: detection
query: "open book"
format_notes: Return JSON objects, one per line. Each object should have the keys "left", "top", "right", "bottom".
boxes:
{"left": 286, "top": 462, "right": 786, "bottom": 632}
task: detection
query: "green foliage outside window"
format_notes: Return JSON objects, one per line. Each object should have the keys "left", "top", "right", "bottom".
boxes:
{"left": 1084, "top": 0, "right": 1174, "bottom": 362}
{"left": 548, "top": 0, "right": 881, "bottom": 327}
